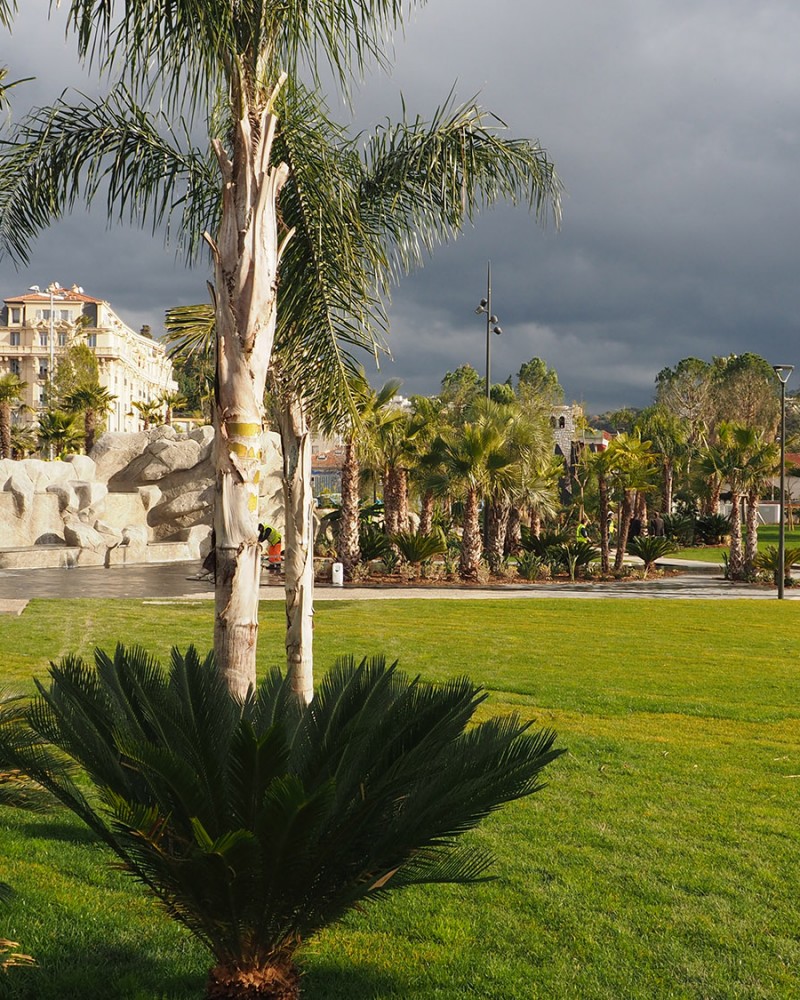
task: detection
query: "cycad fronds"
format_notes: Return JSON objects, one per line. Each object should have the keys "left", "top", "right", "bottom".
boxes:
{"left": 0, "top": 645, "right": 563, "bottom": 993}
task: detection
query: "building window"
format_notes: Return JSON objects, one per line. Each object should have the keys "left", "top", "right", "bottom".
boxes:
{"left": 39, "top": 332, "right": 49, "bottom": 347}
{"left": 58, "top": 332, "right": 67, "bottom": 347}
{"left": 10, "top": 360, "right": 20, "bottom": 375}
{"left": 558, "top": 416, "right": 566, "bottom": 429}
{"left": 87, "top": 333, "right": 97, "bottom": 347}
{"left": 39, "top": 363, "right": 48, "bottom": 379}
{"left": 10, "top": 332, "right": 20, "bottom": 346}
{"left": 59, "top": 309, "right": 70, "bottom": 322}
{"left": 9, "top": 307, "right": 20, "bottom": 324}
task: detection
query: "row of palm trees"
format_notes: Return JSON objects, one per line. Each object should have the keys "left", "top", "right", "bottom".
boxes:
{"left": 333, "top": 375, "right": 564, "bottom": 581}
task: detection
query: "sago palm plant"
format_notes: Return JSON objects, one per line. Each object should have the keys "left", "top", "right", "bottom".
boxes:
{"left": 626, "top": 535, "right": 678, "bottom": 579}
{"left": 0, "top": 645, "right": 563, "bottom": 999}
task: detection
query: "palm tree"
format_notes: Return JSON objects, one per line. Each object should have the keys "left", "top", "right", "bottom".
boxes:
{"left": 132, "top": 399, "right": 162, "bottom": 430}
{"left": 741, "top": 431, "right": 779, "bottom": 577}
{"left": 65, "top": 382, "right": 116, "bottom": 453}
{"left": 0, "top": 373, "right": 27, "bottom": 459}
{"left": 608, "top": 433, "right": 658, "bottom": 571}
{"left": 36, "top": 409, "right": 83, "bottom": 459}
{"left": 430, "top": 416, "right": 516, "bottom": 580}
{"left": 0, "top": 645, "right": 563, "bottom": 999}
{"left": 158, "top": 389, "right": 188, "bottom": 426}
{"left": 337, "top": 376, "right": 404, "bottom": 578}
{"left": 1, "top": 4, "right": 560, "bottom": 697}
{"left": 699, "top": 422, "right": 758, "bottom": 580}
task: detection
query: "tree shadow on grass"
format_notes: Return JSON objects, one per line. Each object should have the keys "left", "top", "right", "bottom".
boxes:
{"left": 1, "top": 939, "right": 207, "bottom": 1000}
{"left": 299, "top": 960, "right": 405, "bottom": 1000}
{"left": 18, "top": 819, "right": 96, "bottom": 846}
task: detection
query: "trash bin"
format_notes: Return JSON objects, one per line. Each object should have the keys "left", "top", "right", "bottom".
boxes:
{"left": 332, "top": 562, "right": 344, "bottom": 587}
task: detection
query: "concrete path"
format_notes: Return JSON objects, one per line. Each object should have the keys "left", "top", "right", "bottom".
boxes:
{"left": 0, "top": 559, "right": 793, "bottom": 614}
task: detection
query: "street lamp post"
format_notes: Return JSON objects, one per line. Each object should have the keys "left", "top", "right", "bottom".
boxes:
{"left": 475, "top": 260, "right": 503, "bottom": 401}
{"left": 773, "top": 364, "right": 794, "bottom": 600}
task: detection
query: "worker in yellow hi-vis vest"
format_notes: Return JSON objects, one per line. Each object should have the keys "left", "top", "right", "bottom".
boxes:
{"left": 258, "top": 523, "right": 283, "bottom": 573}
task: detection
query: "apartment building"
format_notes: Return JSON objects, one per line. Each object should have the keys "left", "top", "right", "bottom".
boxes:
{"left": 0, "top": 284, "right": 177, "bottom": 432}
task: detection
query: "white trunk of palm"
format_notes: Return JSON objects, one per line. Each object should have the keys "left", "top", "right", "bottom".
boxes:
{"left": 277, "top": 393, "right": 314, "bottom": 706}
{"left": 207, "top": 80, "right": 293, "bottom": 699}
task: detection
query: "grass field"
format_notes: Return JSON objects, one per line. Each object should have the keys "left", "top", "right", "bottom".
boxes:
{"left": 2, "top": 598, "right": 800, "bottom": 999}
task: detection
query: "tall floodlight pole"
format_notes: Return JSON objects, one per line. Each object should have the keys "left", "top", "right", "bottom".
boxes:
{"left": 773, "top": 364, "right": 794, "bottom": 599}
{"left": 475, "top": 261, "right": 503, "bottom": 401}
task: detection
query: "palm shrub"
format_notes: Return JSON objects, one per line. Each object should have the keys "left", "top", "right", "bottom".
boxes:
{"left": 754, "top": 545, "right": 800, "bottom": 586}
{"left": 515, "top": 551, "right": 547, "bottom": 581}
{"left": 694, "top": 513, "right": 731, "bottom": 546}
{"left": 0, "top": 645, "right": 562, "bottom": 999}
{"left": 389, "top": 528, "right": 448, "bottom": 569}
{"left": 553, "top": 540, "right": 599, "bottom": 581}
{"left": 357, "top": 522, "right": 392, "bottom": 563}
{"left": 627, "top": 535, "right": 678, "bottom": 578}
{"left": 662, "top": 513, "right": 695, "bottom": 546}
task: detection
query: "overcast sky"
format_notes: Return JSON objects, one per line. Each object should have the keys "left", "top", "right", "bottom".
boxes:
{"left": 3, "top": 0, "right": 800, "bottom": 412}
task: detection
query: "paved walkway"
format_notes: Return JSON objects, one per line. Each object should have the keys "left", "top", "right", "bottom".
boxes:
{"left": 0, "top": 559, "right": 793, "bottom": 614}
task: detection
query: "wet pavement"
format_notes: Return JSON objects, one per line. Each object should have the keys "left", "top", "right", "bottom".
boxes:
{"left": 0, "top": 559, "right": 794, "bottom": 611}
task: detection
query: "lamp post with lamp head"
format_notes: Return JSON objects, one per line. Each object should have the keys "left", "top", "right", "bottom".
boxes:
{"left": 773, "top": 364, "right": 794, "bottom": 599}
{"left": 475, "top": 261, "right": 503, "bottom": 402}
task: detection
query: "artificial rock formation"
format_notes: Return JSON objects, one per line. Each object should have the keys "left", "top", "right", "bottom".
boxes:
{"left": 0, "top": 426, "right": 283, "bottom": 568}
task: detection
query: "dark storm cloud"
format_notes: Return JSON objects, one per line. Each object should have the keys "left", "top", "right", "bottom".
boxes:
{"left": 3, "top": 0, "right": 800, "bottom": 411}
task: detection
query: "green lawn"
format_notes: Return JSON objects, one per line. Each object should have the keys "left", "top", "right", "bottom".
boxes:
{"left": 674, "top": 524, "right": 800, "bottom": 563}
{"left": 2, "top": 598, "right": 800, "bottom": 999}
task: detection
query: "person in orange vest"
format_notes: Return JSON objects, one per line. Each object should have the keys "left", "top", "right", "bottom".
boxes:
{"left": 258, "top": 523, "right": 283, "bottom": 572}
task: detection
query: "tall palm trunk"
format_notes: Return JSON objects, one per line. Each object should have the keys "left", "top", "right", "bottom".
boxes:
{"left": 728, "top": 492, "right": 744, "bottom": 579}
{"left": 84, "top": 408, "right": 98, "bottom": 454}
{"left": 598, "top": 474, "right": 611, "bottom": 574}
{"left": 338, "top": 439, "right": 361, "bottom": 579}
{"left": 459, "top": 487, "right": 482, "bottom": 580}
{"left": 384, "top": 465, "right": 407, "bottom": 534}
{"left": 486, "top": 497, "right": 509, "bottom": 573}
{"left": 277, "top": 393, "right": 314, "bottom": 706}
{"left": 743, "top": 490, "right": 760, "bottom": 578}
{"left": 0, "top": 402, "right": 10, "bottom": 459}
{"left": 506, "top": 506, "right": 522, "bottom": 554}
{"left": 706, "top": 474, "right": 721, "bottom": 515}
{"left": 614, "top": 490, "right": 635, "bottom": 570}
{"left": 662, "top": 461, "right": 674, "bottom": 515}
{"left": 418, "top": 490, "right": 435, "bottom": 535}
{"left": 210, "top": 80, "right": 293, "bottom": 699}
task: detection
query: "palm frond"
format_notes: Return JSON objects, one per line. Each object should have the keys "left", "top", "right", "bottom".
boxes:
{"left": 0, "top": 87, "right": 216, "bottom": 265}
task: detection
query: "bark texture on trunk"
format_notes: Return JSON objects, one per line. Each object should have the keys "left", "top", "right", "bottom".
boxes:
{"left": 206, "top": 959, "right": 300, "bottom": 999}
{"left": 0, "top": 404, "right": 10, "bottom": 460}
{"left": 84, "top": 410, "right": 97, "bottom": 454}
{"left": 277, "top": 394, "right": 314, "bottom": 706}
{"left": 338, "top": 439, "right": 361, "bottom": 579}
{"left": 728, "top": 493, "right": 744, "bottom": 579}
{"left": 744, "top": 491, "right": 759, "bottom": 577}
{"left": 418, "top": 490, "right": 435, "bottom": 536}
{"left": 614, "top": 490, "right": 634, "bottom": 570}
{"left": 486, "top": 498, "right": 509, "bottom": 573}
{"left": 384, "top": 466, "right": 408, "bottom": 534}
{"left": 505, "top": 506, "right": 522, "bottom": 554}
{"left": 207, "top": 81, "right": 292, "bottom": 699}
{"left": 459, "top": 488, "right": 482, "bottom": 580}
{"left": 598, "top": 476, "right": 610, "bottom": 575}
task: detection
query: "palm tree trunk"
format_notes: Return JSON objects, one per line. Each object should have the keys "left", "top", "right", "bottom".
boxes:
{"left": 338, "top": 439, "right": 361, "bottom": 579}
{"left": 614, "top": 490, "right": 634, "bottom": 571}
{"left": 383, "top": 465, "right": 400, "bottom": 535}
{"left": 744, "top": 490, "right": 760, "bottom": 578}
{"left": 0, "top": 402, "right": 10, "bottom": 460}
{"left": 706, "top": 475, "right": 721, "bottom": 515}
{"left": 662, "top": 461, "right": 673, "bottom": 515}
{"left": 276, "top": 393, "right": 314, "bottom": 706}
{"left": 209, "top": 80, "right": 292, "bottom": 699}
{"left": 84, "top": 409, "right": 97, "bottom": 454}
{"left": 727, "top": 492, "right": 744, "bottom": 579}
{"left": 459, "top": 488, "right": 482, "bottom": 581}
{"left": 418, "top": 490, "right": 435, "bottom": 535}
{"left": 486, "top": 498, "right": 509, "bottom": 574}
{"left": 506, "top": 506, "right": 522, "bottom": 554}
{"left": 598, "top": 474, "right": 610, "bottom": 575}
